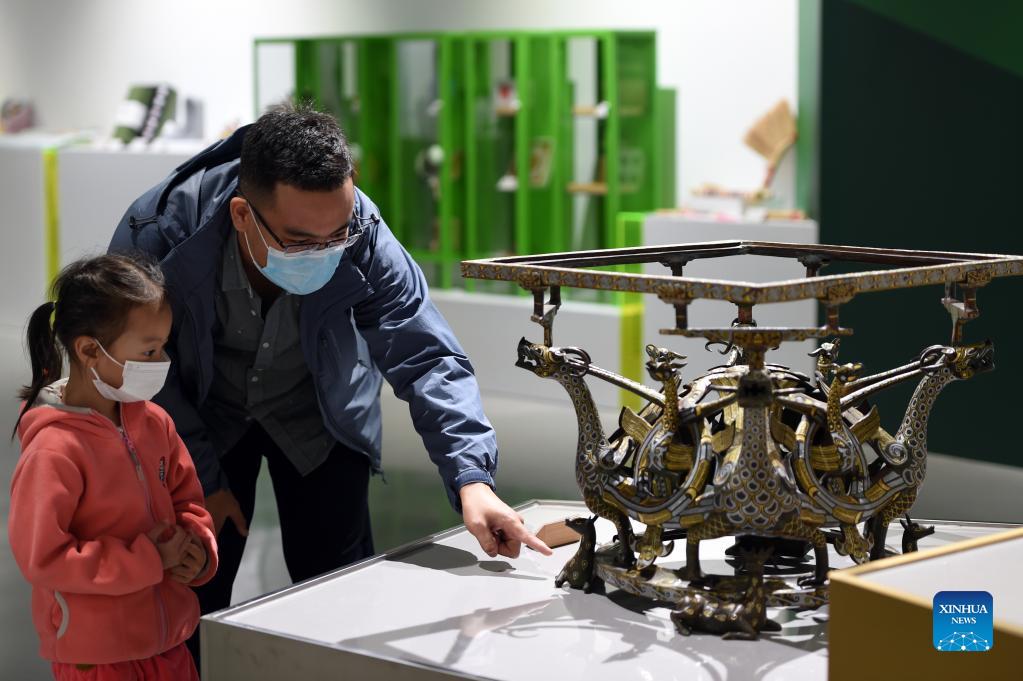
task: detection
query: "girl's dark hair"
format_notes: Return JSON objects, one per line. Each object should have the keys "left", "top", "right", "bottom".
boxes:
{"left": 14, "top": 253, "right": 166, "bottom": 436}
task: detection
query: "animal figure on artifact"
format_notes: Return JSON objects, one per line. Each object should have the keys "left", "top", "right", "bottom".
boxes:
{"left": 516, "top": 339, "right": 636, "bottom": 568}
{"left": 861, "top": 341, "right": 994, "bottom": 559}
{"left": 680, "top": 367, "right": 833, "bottom": 586}
{"left": 517, "top": 339, "right": 728, "bottom": 574}
{"left": 669, "top": 547, "right": 782, "bottom": 640}
{"left": 633, "top": 344, "right": 690, "bottom": 500}
{"left": 554, "top": 516, "right": 604, "bottom": 593}
{"left": 785, "top": 341, "right": 992, "bottom": 562}
{"left": 899, "top": 515, "right": 936, "bottom": 554}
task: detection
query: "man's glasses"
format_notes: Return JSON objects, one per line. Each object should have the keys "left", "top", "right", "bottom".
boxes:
{"left": 239, "top": 190, "right": 378, "bottom": 254}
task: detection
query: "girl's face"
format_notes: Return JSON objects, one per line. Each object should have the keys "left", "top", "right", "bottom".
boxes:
{"left": 77, "top": 301, "right": 172, "bottom": 390}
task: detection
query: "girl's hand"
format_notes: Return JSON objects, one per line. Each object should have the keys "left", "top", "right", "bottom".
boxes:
{"left": 146, "top": 523, "right": 188, "bottom": 570}
{"left": 169, "top": 535, "right": 207, "bottom": 584}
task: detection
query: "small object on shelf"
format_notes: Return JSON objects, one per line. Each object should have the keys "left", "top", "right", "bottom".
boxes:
{"left": 1, "top": 98, "right": 34, "bottom": 133}
{"left": 572, "top": 101, "right": 610, "bottom": 119}
{"left": 689, "top": 100, "right": 795, "bottom": 213}
{"left": 159, "top": 96, "right": 205, "bottom": 140}
{"left": 112, "top": 83, "right": 177, "bottom": 144}
{"left": 744, "top": 99, "right": 797, "bottom": 188}
{"left": 529, "top": 137, "right": 554, "bottom": 188}
{"left": 415, "top": 143, "right": 445, "bottom": 200}
{"left": 691, "top": 182, "right": 771, "bottom": 203}
{"left": 494, "top": 80, "right": 520, "bottom": 116}
{"left": 686, "top": 183, "right": 771, "bottom": 219}
{"left": 536, "top": 519, "right": 583, "bottom": 549}
{"left": 496, "top": 174, "right": 518, "bottom": 192}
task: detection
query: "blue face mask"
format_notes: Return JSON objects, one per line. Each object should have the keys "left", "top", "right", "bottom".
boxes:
{"left": 243, "top": 206, "right": 345, "bottom": 295}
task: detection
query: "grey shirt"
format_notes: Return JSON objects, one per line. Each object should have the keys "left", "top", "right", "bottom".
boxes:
{"left": 202, "top": 236, "right": 336, "bottom": 475}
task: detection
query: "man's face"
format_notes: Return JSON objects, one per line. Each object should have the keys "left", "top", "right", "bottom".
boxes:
{"left": 229, "top": 177, "right": 356, "bottom": 269}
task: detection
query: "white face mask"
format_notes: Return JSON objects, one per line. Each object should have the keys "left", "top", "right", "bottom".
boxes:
{"left": 90, "top": 340, "right": 170, "bottom": 403}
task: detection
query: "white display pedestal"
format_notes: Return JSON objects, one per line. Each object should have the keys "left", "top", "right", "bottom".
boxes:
{"left": 0, "top": 133, "right": 84, "bottom": 327}
{"left": 202, "top": 500, "right": 1015, "bottom": 681}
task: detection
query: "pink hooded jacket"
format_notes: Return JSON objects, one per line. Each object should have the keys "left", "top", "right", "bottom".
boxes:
{"left": 8, "top": 381, "right": 218, "bottom": 664}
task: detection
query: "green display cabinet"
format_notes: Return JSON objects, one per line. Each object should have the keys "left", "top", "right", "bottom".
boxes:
{"left": 253, "top": 30, "right": 675, "bottom": 293}
{"left": 387, "top": 35, "right": 465, "bottom": 288}
{"left": 459, "top": 30, "right": 674, "bottom": 299}
{"left": 462, "top": 33, "right": 555, "bottom": 295}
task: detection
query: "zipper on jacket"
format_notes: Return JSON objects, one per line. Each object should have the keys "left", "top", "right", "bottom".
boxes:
{"left": 120, "top": 411, "right": 169, "bottom": 653}
{"left": 119, "top": 426, "right": 157, "bottom": 522}
{"left": 128, "top": 215, "right": 159, "bottom": 230}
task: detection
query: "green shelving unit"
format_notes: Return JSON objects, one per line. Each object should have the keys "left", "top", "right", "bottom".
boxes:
{"left": 253, "top": 30, "right": 675, "bottom": 294}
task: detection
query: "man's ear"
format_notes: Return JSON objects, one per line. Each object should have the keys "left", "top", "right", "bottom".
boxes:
{"left": 229, "top": 196, "right": 250, "bottom": 234}
{"left": 72, "top": 336, "right": 101, "bottom": 369}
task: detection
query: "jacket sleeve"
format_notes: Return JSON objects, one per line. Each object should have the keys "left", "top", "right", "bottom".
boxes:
{"left": 352, "top": 215, "right": 498, "bottom": 512}
{"left": 8, "top": 448, "right": 165, "bottom": 596}
{"left": 163, "top": 416, "right": 219, "bottom": 587}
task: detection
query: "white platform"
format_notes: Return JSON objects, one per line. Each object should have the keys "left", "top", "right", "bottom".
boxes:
{"left": 202, "top": 500, "right": 1016, "bottom": 681}
{"left": 0, "top": 133, "right": 84, "bottom": 327}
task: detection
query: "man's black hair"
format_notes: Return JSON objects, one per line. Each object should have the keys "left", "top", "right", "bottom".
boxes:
{"left": 239, "top": 103, "right": 354, "bottom": 201}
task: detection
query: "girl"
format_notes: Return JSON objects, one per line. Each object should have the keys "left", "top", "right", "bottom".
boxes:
{"left": 8, "top": 253, "right": 218, "bottom": 681}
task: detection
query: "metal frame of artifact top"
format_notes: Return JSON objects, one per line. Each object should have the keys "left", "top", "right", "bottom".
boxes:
{"left": 461, "top": 240, "right": 1023, "bottom": 350}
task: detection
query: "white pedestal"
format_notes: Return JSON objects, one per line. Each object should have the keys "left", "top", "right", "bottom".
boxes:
{"left": 0, "top": 133, "right": 83, "bottom": 327}
{"left": 202, "top": 500, "right": 1015, "bottom": 681}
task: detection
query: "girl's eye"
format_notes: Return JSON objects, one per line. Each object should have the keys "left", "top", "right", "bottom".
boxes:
{"left": 142, "top": 350, "right": 156, "bottom": 358}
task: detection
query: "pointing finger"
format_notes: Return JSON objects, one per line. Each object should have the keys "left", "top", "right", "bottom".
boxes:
{"left": 504, "top": 521, "right": 553, "bottom": 556}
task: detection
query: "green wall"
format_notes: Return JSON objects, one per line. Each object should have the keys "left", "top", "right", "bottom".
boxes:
{"left": 813, "top": 0, "right": 1023, "bottom": 468}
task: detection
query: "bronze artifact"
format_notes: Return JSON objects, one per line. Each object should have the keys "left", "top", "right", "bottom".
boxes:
{"left": 463, "top": 241, "right": 1021, "bottom": 638}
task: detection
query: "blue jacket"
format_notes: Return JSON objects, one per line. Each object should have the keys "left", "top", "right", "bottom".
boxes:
{"left": 109, "top": 127, "right": 497, "bottom": 509}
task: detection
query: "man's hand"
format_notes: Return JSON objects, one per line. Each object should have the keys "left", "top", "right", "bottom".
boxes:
{"left": 205, "top": 489, "right": 248, "bottom": 537}
{"left": 459, "top": 483, "right": 553, "bottom": 558}
{"left": 169, "top": 535, "right": 208, "bottom": 584}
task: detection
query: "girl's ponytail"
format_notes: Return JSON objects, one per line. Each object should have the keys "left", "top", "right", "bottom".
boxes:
{"left": 14, "top": 301, "right": 62, "bottom": 436}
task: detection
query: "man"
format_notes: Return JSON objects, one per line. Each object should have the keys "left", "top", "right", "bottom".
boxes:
{"left": 110, "top": 106, "right": 551, "bottom": 663}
